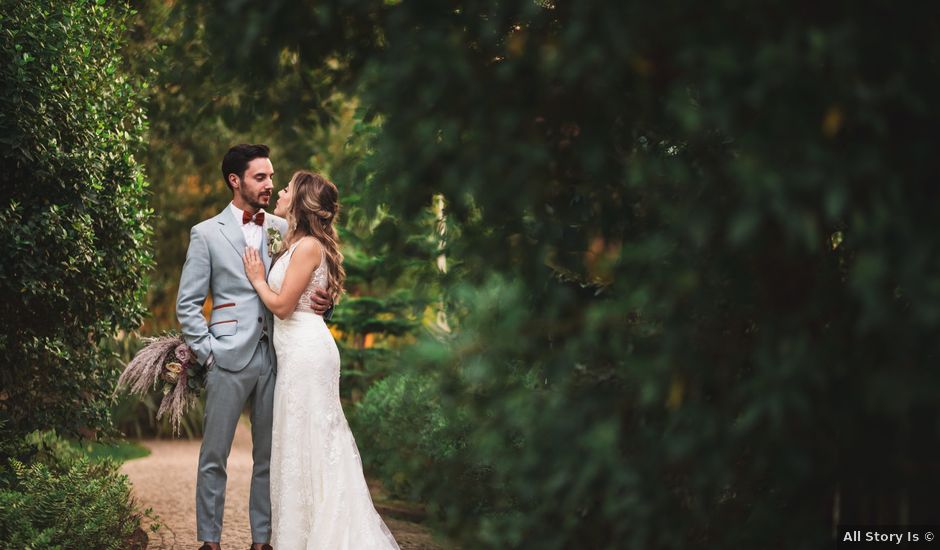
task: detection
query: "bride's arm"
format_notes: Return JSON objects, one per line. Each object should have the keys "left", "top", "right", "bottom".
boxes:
{"left": 242, "top": 239, "right": 321, "bottom": 320}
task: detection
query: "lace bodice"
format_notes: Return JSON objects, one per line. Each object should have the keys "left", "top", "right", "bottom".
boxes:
{"left": 268, "top": 238, "right": 329, "bottom": 314}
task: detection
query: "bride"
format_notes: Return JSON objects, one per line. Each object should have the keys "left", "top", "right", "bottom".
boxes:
{"left": 242, "top": 171, "right": 400, "bottom": 549}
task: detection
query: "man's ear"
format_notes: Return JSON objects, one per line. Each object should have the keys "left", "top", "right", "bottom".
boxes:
{"left": 228, "top": 173, "right": 240, "bottom": 190}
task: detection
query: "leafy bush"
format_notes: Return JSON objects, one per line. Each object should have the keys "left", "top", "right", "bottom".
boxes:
{"left": 353, "top": 368, "right": 469, "bottom": 498}
{"left": 344, "top": 2, "right": 940, "bottom": 547}
{"left": 0, "top": 0, "right": 153, "bottom": 437}
{"left": 0, "top": 459, "right": 142, "bottom": 550}
{"left": 0, "top": 429, "right": 144, "bottom": 550}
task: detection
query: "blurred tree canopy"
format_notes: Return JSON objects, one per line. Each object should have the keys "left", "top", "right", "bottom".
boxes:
{"left": 114, "top": 0, "right": 940, "bottom": 547}
{"left": 126, "top": 1, "right": 428, "bottom": 404}
{"left": 0, "top": 0, "right": 152, "bottom": 437}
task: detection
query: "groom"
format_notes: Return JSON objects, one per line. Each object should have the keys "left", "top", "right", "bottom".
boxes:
{"left": 177, "top": 144, "right": 333, "bottom": 550}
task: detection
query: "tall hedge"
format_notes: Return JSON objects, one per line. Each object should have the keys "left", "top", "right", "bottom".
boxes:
{"left": 0, "top": 0, "right": 153, "bottom": 437}
{"left": 170, "top": 1, "right": 940, "bottom": 548}
{"left": 360, "top": 3, "right": 940, "bottom": 547}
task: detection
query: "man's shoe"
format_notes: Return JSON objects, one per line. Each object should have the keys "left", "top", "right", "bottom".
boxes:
{"left": 199, "top": 544, "right": 219, "bottom": 550}
{"left": 249, "top": 545, "right": 273, "bottom": 550}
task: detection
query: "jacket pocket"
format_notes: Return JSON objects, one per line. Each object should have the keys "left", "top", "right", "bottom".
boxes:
{"left": 208, "top": 319, "right": 237, "bottom": 337}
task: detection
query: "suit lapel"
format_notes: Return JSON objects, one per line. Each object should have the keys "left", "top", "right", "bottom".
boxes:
{"left": 217, "top": 207, "right": 247, "bottom": 258}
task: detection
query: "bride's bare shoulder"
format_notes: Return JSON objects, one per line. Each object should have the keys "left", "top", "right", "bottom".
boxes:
{"left": 291, "top": 236, "right": 323, "bottom": 263}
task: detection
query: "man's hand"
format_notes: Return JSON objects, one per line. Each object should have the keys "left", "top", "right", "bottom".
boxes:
{"left": 309, "top": 287, "right": 333, "bottom": 316}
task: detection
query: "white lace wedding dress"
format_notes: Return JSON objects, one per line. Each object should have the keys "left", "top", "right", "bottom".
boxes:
{"left": 267, "top": 239, "right": 400, "bottom": 549}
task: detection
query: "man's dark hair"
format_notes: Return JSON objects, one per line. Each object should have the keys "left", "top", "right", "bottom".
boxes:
{"left": 221, "top": 144, "right": 270, "bottom": 190}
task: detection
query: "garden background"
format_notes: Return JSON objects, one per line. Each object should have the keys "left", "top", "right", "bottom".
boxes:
{"left": 2, "top": 0, "right": 940, "bottom": 548}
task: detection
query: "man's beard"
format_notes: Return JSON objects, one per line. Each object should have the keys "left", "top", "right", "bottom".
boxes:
{"left": 239, "top": 186, "right": 269, "bottom": 211}
{"left": 247, "top": 196, "right": 269, "bottom": 210}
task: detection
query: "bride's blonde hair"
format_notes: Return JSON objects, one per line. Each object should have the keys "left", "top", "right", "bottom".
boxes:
{"left": 285, "top": 170, "right": 345, "bottom": 303}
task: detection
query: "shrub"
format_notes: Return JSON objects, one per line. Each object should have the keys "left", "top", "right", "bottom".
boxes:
{"left": 0, "top": 428, "right": 144, "bottom": 550}
{"left": 353, "top": 368, "right": 470, "bottom": 499}
{"left": 0, "top": 459, "right": 142, "bottom": 550}
{"left": 0, "top": 0, "right": 153, "bottom": 437}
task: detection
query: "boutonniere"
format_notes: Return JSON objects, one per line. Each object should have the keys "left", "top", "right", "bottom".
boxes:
{"left": 267, "top": 227, "right": 284, "bottom": 257}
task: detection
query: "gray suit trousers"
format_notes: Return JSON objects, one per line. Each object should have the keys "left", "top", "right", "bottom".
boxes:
{"left": 196, "top": 338, "right": 275, "bottom": 543}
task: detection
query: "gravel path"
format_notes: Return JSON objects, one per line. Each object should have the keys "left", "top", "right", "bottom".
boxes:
{"left": 122, "top": 417, "right": 443, "bottom": 549}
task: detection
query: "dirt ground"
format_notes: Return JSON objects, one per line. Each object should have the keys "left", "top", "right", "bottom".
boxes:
{"left": 121, "top": 418, "right": 444, "bottom": 549}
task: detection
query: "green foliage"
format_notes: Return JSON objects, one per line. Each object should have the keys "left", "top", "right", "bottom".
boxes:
{"left": 0, "top": 428, "right": 144, "bottom": 550}
{"left": 354, "top": 2, "right": 940, "bottom": 547}
{"left": 129, "top": 3, "right": 425, "bottom": 398}
{"left": 353, "top": 368, "right": 470, "bottom": 498}
{"left": 0, "top": 460, "right": 142, "bottom": 550}
{"left": 70, "top": 439, "right": 150, "bottom": 464}
{"left": 0, "top": 426, "right": 83, "bottom": 475}
{"left": 126, "top": 2, "right": 387, "bottom": 332}
{"left": 149, "top": 0, "right": 940, "bottom": 548}
{"left": 122, "top": 0, "right": 260, "bottom": 331}
{"left": 0, "top": 0, "right": 153, "bottom": 437}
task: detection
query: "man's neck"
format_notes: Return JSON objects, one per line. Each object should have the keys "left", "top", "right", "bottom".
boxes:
{"left": 231, "top": 197, "right": 258, "bottom": 215}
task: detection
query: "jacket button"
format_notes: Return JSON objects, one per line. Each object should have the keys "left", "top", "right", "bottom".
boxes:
{"left": 258, "top": 316, "right": 263, "bottom": 323}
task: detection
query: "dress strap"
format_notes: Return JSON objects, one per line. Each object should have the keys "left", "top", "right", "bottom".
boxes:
{"left": 285, "top": 236, "right": 325, "bottom": 263}
{"left": 285, "top": 237, "right": 308, "bottom": 256}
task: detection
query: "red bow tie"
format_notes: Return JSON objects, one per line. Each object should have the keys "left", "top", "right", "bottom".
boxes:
{"left": 243, "top": 210, "right": 265, "bottom": 226}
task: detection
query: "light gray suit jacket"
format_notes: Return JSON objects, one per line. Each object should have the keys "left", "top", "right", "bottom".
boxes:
{"left": 176, "top": 207, "right": 288, "bottom": 372}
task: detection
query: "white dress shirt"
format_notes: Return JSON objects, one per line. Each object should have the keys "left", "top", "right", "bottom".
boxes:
{"left": 229, "top": 202, "right": 265, "bottom": 249}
